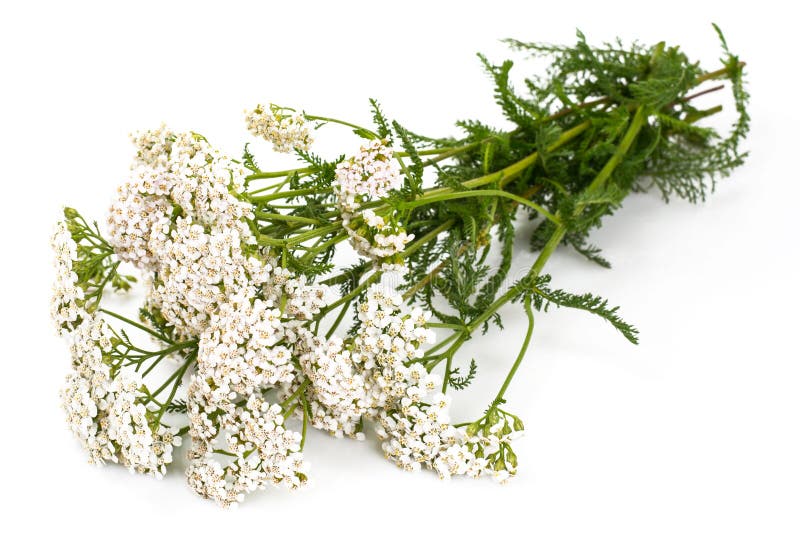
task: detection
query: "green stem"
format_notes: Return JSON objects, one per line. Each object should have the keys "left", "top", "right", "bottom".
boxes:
{"left": 695, "top": 61, "right": 746, "bottom": 84}
{"left": 426, "top": 336, "right": 467, "bottom": 373}
{"left": 427, "top": 322, "right": 466, "bottom": 330}
{"left": 300, "top": 233, "right": 349, "bottom": 263}
{"left": 401, "top": 190, "right": 559, "bottom": 224}
{"left": 587, "top": 105, "right": 649, "bottom": 197}
{"left": 494, "top": 295, "right": 535, "bottom": 402}
{"left": 305, "top": 114, "right": 378, "bottom": 137}
{"left": 248, "top": 176, "right": 292, "bottom": 196}
{"left": 285, "top": 222, "right": 341, "bottom": 245}
{"left": 395, "top": 142, "right": 486, "bottom": 157}
{"left": 151, "top": 356, "right": 195, "bottom": 399}
{"left": 319, "top": 272, "right": 381, "bottom": 316}
{"left": 427, "top": 332, "right": 460, "bottom": 355}
{"left": 250, "top": 187, "right": 331, "bottom": 203}
{"left": 317, "top": 270, "right": 355, "bottom": 287}
{"left": 135, "top": 340, "right": 196, "bottom": 356}
{"left": 100, "top": 308, "right": 171, "bottom": 343}
{"left": 85, "top": 261, "right": 120, "bottom": 309}
{"left": 300, "top": 398, "right": 310, "bottom": 449}
{"left": 258, "top": 221, "right": 343, "bottom": 247}
{"left": 410, "top": 140, "right": 483, "bottom": 165}
{"left": 254, "top": 212, "right": 321, "bottom": 225}
{"left": 246, "top": 166, "right": 314, "bottom": 182}
{"left": 442, "top": 353, "right": 454, "bottom": 393}
{"left": 325, "top": 300, "right": 351, "bottom": 338}
{"left": 155, "top": 357, "right": 194, "bottom": 422}
{"left": 281, "top": 379, "right": 310, "bottom": 415}
{"left": 140, "top": 352, "right": 169, "bottom": 377}
{"left": 422, "top": 120, "right": 590, "bottom": 196}
{"left": 411, "top": 331, "right": 461, "bottom": 361}
{"left": 404, "top": 219, "right": 455, "bottom": 256}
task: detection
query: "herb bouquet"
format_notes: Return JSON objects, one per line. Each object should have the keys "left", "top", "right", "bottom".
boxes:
{"left": 51, "top": 27, "right": 749, "bottom": 506}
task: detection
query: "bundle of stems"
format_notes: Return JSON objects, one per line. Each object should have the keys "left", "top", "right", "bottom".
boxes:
{"left": 244, "top": 30, "right": 748, "bottom": 401}
{"left": 51, "top": 27, "right": 749, "bottom": 505}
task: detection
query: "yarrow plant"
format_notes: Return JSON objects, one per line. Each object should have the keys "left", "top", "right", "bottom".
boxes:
{"left": 52, "top": 27, "right": 749, "bottom": 506}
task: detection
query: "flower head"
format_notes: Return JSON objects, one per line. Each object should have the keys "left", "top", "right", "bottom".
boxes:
{"left": 61, "top": 314, "right": 181, "bottom": 477}
{"left": 343, "top": 209, "right": 413, "bottom": 272}
{"left": 186, "top": 382, "right": 308, "bottom": 507}
{"left": 51, "top": 220, "right": 84, "bottom": 335}
{"left": 245, "top": 104, "right": 312, "bottom": 153}
{"left": 108, "top": 127, "right": 251, "bottom": 270}
{"left": 334, "top": 139, "right": 402, "bottom": 211}
{"left": 292, "top": 332, "right": 368, "bottom": 439}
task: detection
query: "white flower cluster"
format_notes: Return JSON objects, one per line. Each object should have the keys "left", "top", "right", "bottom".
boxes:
{"left": 145, "top": 216, "right": 270, "bottom": 339}
{"left": 108, "top": 125, "right": 252, "bottom": 271}
{"left": 271, "top": 270, "right": 328, "bottom": 321}
{"left": 107, "top": 126, "right": 281, "bottom": 340}
{"left": 186, "top": 385, "right": 309, "bottom": 507}
{"left": 376, "top": 385, "right": 524, "bottom": 482}
{"left": 349, "top": 287, "right": 477, "bottom": 477}
{"left": 348, "top": 286, "right": 521, "bottom": 481}
{"left": 196, "top": 297, "right": 297, "bottom": 406}
{"left": 294, "top": 332, "right": 367, "bottom": 439}
{"left": 60, "top": 314, "right": 181, "bottom": 476}
{"left": 53, "top": 118, "right": 528, "bottom": 504}
{"left": 51, "top": 220, "right": 83, "bottom": 335}
{"left": 245, "top": 104, "right": 312, "bottom": 153}
{"left": 334, "top": 140, "right": 413, "bottom": 271}
{"left": 282, "top": 286, "right": 519, "bottom": 480}
{"left": 279, "top": 285, "right": 433, "bottom": 439}
{"left": 99, "top": 127, "right": 335, "bottom": 505}
{"left": 377, "top": 393, "right": 484, "bottom": 478}
{"left": 342, "top": 208, "right": 414, "bottom": 272}
{"left": 465, "top": 418, "right": 525, "bottom": 483}
{"left": 334, "top": 139, "right": 402, "bottom": 210}
{"left": 184, "top": 294, "right": 320, "bottom": 507}
{"left": 352, "top": 286, "right": 436, "bottom": 413}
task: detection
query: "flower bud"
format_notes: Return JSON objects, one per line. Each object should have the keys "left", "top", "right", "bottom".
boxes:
{"left": 494, "top": 457, "right": 506, "bottom": 472}
{"left": 63, "top": 206, "right": 80, "bottom": 219}
{"left": 506, "top": 450, "right": 518, "bottom": 468}
{"left": 487, "top": 410, "right": 500, "bottom": 426}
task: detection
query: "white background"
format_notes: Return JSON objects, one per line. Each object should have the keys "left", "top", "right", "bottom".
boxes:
{"left": 1, "top": 1, "right": 798, "bottom": 532}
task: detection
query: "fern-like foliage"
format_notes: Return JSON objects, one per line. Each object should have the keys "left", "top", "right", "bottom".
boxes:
{"left": 139, "top": 306, "right": 179, "bottom": 344}
{"left": 448, "top": 359, "right": 478, "bottom": 391}
{"left": 61, "top": 208, "right": 136, "bottom": 311}
{"left": 527, "top": 274, "right": 640, "bottom": 344}
{"left": 165, "top": 400, "right": 188, "bottom": 414}
{"left": 369, "top": 98, "right": 393, "bottom": 140}
{"left": 248, "top": 28, "right": 749, "bottom": 342}
{"left": 242, "top": 143, "right": 260, "bottom": 173}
